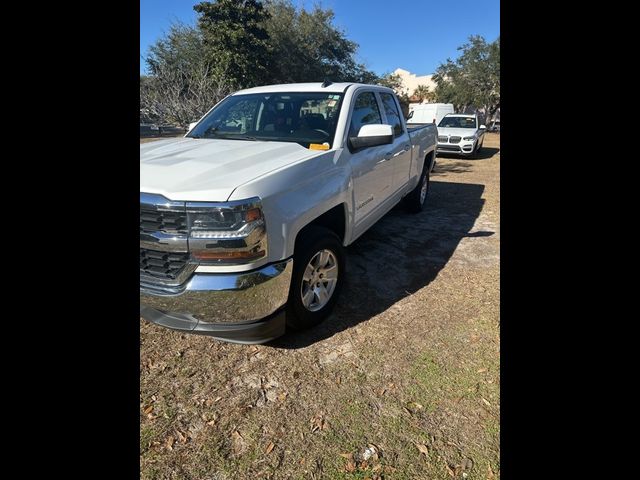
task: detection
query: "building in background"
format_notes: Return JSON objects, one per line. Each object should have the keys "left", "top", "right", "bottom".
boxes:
{"left": 393, "top": 68, "right": 437, "bottom": 102}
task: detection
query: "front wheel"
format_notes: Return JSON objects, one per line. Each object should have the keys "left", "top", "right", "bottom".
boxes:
{"left": 286, "top": 226, "right": 345, "bottom": 330}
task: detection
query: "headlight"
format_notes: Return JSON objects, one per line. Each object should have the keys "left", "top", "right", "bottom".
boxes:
{"left": 186, "top": 198, "right": 267, "bottom": 264}
{"left": 463, "top": 136, "right": 476, "bottom": 141}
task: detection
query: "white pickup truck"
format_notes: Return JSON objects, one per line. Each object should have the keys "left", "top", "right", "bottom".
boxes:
{"left": 140, "top": 82, "right": 437, "bottom": 343}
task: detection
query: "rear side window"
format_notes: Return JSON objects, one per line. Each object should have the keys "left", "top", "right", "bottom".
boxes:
{"left": 349, "top": 92, "right": 382, "bottom": 137}
{"left": 379, "top": 92, "right": 403, "bottom": 137}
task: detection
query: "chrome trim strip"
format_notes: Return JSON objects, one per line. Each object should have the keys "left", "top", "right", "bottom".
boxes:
{"left": 140, "top": 192, "right": 185, "bottom": 210}
{"left": 140, "top": 231, "right": 189, "bottom": 252}
{"left": 185, "top": 196, "right": 262, "bottom": 211}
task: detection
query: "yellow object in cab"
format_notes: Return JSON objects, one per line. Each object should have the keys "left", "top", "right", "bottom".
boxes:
{"left": 309, "top": 143, "right": 330, "bottom": 151}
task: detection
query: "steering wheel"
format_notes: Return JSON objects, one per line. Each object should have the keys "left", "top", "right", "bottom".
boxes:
{"left": 314, "top": 129, "right": 330, "bottom": 136}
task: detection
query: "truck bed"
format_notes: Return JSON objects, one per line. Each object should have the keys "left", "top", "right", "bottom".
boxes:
{"left": 407, "top": 123, "right": 434, "bottom": 133}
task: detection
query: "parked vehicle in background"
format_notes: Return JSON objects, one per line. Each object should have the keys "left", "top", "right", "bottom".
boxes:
{"left": 407, "top": 103, "right": 454, "bottom": 126}
{"left": 436, "top": 113, "right": 486, "bottom": 157}
{"left": 140, "top": 82, "right": 437, "bottom": 343}
{"left": 488, "top": 120, "right": 500, "bottom": 132}
{"left": 140, "top": 123, "right": 160, "bottom": 137}
{"left": 140, "top": 123, "right": 186, "bottom": 137}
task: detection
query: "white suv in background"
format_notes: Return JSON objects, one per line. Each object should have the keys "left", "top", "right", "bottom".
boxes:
{"left": 436, "top": 114, "right": 486, "bottom": 157}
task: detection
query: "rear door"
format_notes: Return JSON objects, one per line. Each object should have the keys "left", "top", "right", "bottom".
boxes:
{"left": 347, "top": 90, "right": 395, "bottom": 225}
{"left": 378, "top": 91, "right": 413, "bottom": 193}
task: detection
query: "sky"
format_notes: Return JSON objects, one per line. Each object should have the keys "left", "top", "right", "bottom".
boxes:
{"left": 140, "top": 0, "right": 500, "bottom": 76}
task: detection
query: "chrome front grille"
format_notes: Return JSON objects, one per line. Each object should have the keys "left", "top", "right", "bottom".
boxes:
{"left": 140, "top": 249, "right": 190, "bottom": 280}
{"left": 140, "top": 193, "right": 192, "bottom": 283}
{"left": 140, "top": 205, "right": 187, "bottom": 233}
{"left": 438, "top": 135, "right": 448, "bottom": 143}
{"left": 449, "top": 136, "right": 461, "bottom": 144}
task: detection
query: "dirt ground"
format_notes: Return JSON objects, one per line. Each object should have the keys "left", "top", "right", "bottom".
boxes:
{"left": 140, "top": 134, "right": 500, "bottom": 479}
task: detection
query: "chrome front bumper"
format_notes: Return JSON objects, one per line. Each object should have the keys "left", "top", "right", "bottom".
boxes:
{"left": 140, "top": 259, "right": 293, "bottom": 343}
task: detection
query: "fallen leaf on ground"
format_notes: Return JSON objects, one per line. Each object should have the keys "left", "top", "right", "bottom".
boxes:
{"left": 339, "top": 453, "right": 353, "bottom": 459}
{"left": 264, "top": 441, "right": 275, "bottom": 454}
{"left": 165, "top": 436, "right": 174, "bottom": 451}
{"left": 481, "top": 398, "right": 491, "bottom": 406}
{"left": 477, "top": 368, "right": 488, "bottom": 373}
{"left": 415, "top": 443, "right": 429, "bottom": 456}
{"left": 176, "top": 430, "right": 187, "bottom": 443}
{"left": 143, "top": 405, "right": 154, "bottom": 415}
{"left": 231, "top": 430, "right": 247, "bottom": 455}
{"left": 310, "top": 414, "right": 328, "bottom": 432}
{"left": 345, "top": 460, "right": 356, "bottom": 472}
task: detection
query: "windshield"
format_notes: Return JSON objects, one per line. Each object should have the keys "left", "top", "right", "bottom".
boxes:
{"left": 438, "top": 116, "right": 477, "bottom": 128}
{"left": 188, "top": 92, "right": 344, "bottom": 148}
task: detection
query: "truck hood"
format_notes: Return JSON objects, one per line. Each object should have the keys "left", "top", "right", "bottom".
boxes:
{"left": 140, "top": 137, "right": 324, "bottom": 202}
{"left": 437, "top": 127, "right": 478, "bottom": 137}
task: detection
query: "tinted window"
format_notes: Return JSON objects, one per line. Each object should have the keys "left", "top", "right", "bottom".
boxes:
{"left": 379, "top": 92, "right": 403, "bottom": 137}
{"left": 349, "top": 92, "right": 382, "bottom": 137}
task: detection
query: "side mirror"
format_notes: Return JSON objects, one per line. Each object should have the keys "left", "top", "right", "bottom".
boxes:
{"left": 479, "top": 124, "right": 486, "bottom": 130}
{"left": 349, "top": 124, "right": 394, "bottom": 150}
{"left": 188, "top": 122, "right": 198, "bottom": 132}
{"left": 407, "top": 110, "right": 414, "bottom": 120}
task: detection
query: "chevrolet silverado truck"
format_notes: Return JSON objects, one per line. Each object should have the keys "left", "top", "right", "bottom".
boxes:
{"left": 140, "top": 82, "right": 437, "bottom": 344}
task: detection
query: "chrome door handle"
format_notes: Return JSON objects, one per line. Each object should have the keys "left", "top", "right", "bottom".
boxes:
{"left": 378, "top": 152, "right": 393, "bottom": 163}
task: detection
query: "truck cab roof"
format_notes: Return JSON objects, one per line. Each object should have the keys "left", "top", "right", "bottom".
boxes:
{"left": 234, "top": 82, "right": 392, "bottom": 95}
{"left": 444, "top": 113, "right": 479, "bottom": 118}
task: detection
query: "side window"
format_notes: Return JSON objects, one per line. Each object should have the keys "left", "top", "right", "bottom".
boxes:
{"left": 379, "top": 93, "right": 403, "bottom": 137}
{"left": 349, "top": 92, "right": 382, "bottom": 137}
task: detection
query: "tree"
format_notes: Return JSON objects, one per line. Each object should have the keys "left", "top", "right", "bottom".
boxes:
{"left": 262, "top": 0, "right": 373, "bottom": 84}
{"left": 141, "top": 23, "right": 233, "bottom": 126}
{"left": 194, "top": 0, "right": 271, "bottom": 89}
{"left": 433, "top": 35, "right": 500, "bottom": 117}
{"left": 413, "top": 84, "right": 435, "bottom": 103}
{"left": 141, "top": 0, "right": 381, "bottom": 124}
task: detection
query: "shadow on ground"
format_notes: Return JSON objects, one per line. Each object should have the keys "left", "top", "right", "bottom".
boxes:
{"left": 432, "top": 161, "right": 473, "bottom": 176}
{"left": 271, "top": 180, "right": 490, "bottom": 349}
{"left": 436, "top": 146, "right": 499, "bottom": 161}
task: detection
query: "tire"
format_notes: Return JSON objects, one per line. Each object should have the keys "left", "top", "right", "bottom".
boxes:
{"left": 404, "top": 160, "right": 431, "bottom": 213}
{"left": 286, "top": 226, "right": 345, "bottom": 330}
